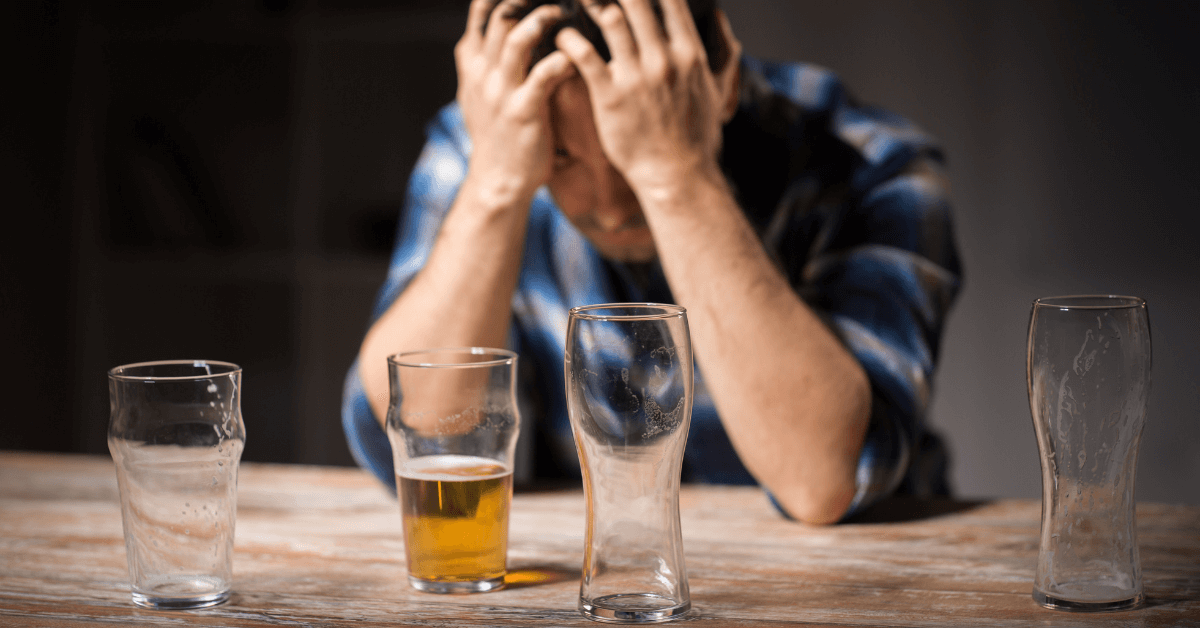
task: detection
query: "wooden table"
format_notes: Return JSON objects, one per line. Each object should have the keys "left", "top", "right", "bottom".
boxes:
{"left": 1, "top": 452, "right": 1197, "bottom": 627}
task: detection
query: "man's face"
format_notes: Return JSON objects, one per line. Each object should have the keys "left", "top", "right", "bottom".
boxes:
{"left": 546, "top": 76, "right": 657, "bottom": 263}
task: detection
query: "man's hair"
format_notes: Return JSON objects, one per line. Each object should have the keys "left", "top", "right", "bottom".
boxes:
{"left": 491, "top": 0, "right": 730, "bottom": 73}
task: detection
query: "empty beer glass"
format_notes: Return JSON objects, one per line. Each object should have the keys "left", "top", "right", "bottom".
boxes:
{"left": 108, "top": 360, "right": 245, "bottom": 610}
{"left": 386, "top": 348, "right": 521, "bottom": 594}
{"left": 565, "top": 303, "right": 692, "bottom": 623}
{"left": 1027, "top": 295, "right": 1151, "bottom": 611}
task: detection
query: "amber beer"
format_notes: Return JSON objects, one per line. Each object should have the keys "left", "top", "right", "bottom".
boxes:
{"left": 397, "top": 454, "right": 513, "bottom": 590}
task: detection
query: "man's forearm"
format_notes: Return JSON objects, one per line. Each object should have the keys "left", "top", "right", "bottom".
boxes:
{"left": 357, "top": 175, "right": 533, "bottom": 426}
{"left": 639, "top": 166, "right": 872, "bottom": 525}
{"left": 356, "top": 0, "right": 577, "bottom": 425}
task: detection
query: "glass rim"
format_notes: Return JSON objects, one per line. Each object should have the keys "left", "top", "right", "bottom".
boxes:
{"left": 1033, "top": 295, "right": 1146, "bottom": 310}
{"left": 108, "top": 359, "right": 242, "bottom": 381}
{"left": 568, "top": 302, "right": 687, "bottom": 321}
{"left": 388, "top": 347, "right": 517, "bottom": 369}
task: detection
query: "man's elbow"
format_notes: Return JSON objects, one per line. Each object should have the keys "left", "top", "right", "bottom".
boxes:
{"left": 774, "top": 475, "right": 857, "bottom": 526}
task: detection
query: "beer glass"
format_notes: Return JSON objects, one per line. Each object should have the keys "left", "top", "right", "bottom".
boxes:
{"left": 1027, "top": 296, "right": 1151, "bottom": 611}
{"left": 107, "top": 360, "right": 245, "bottom": 609}
{"left": 386, "top": 348, "right": 520, "bottom": 594}
{"left": 565, "top": 304, "right": 693, "bottom": 623}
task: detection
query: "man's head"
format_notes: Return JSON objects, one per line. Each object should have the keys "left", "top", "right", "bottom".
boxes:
{"left": 489, "top": 0, "right": 731, "bottom": 75}
{"left": 484, "top": 0, "right": 735, "bottom": 263}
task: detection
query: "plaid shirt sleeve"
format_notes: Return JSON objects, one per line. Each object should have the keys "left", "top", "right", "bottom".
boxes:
{"left": 742, "top": 58, "right": 962, "bottom": 517}
{"left": 341, "top": 104, "right": 471, "bottom": 490}
{"left": 824, "top": 155, "right": 961, "bottom": 516}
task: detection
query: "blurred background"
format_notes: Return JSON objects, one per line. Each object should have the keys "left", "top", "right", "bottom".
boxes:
{"left": 5, "top": 0, "right": 1197, "bottom": 504}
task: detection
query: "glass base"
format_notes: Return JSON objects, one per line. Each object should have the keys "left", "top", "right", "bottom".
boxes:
{"left": 1033, "top": 588, "right": 1144, "bottom": 612}
{"left": 409, "top": 574, "right": 505, "bottom": 594}
{"left": 132, "top": 589, "right": 229, "bottom": 610}
{"left": 580, "top": 594, "right": 691, "bottom": 623}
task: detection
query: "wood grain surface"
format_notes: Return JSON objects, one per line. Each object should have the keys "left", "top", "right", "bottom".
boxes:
{"left": 1, "top": 451, "right": 1196, "bottom": 627}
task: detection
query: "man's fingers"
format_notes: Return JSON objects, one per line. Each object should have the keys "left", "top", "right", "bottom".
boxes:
{"left": 521, "top": 50, "right": 578, "bottom": 103}
{"left": 715, "top": 10, "right": 742, "bottom": 82}
{"left": 615, "top": 0, "right": 667, "bottom": 63}
{"left": 555, "top": 27, "right": 613, "bottom": 92}
{"left": 716, "top": 9, "right": 742, "bottom": 62}
{"left": 580, "top": 1, "right": 639, "bottom": 65}
{"left": 460, "top": 0, "right": 494, "bottom": 51}
{"left": 714, "top": 10, "right": 742, "bottom": 122}
{"left": 496, "top": 4, "right": 564, "bottom": 82}
{"left": 482, "top": 0, "right": 522, "bottom": 64}
{"left": 658, "top": 0, "right": 701, "bottom": 43}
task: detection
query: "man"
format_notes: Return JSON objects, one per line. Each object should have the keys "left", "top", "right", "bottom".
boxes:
{"left": 343, "top": 0, "right": 961, "bottom": 524}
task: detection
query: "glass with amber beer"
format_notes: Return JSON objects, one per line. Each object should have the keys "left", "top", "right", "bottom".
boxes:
{"left": 386, "top": 348, "right": 521, "bottom": 594}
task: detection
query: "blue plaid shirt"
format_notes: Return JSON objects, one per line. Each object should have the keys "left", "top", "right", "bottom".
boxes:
{"left": 342, "top": 56, "right": 962, "bottom": 518}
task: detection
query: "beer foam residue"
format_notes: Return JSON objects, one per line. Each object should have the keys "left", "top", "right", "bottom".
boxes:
{"left": 398, "top": 454, "right": 511, "bottom": 482}
{"left": 643, "top": 396, "right": 685, "bottom": 438}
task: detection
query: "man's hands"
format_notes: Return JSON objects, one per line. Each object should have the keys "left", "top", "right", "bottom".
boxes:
{"left": 554, "top": 0, "right": 742, "bottom": 197}
{"left": 456, "top": 0, "right": 576, "bottom": 206}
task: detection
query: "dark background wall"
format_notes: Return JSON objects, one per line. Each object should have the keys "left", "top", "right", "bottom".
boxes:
{"left": 5, "top": 0, "right": 1197, "bottom": 504}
